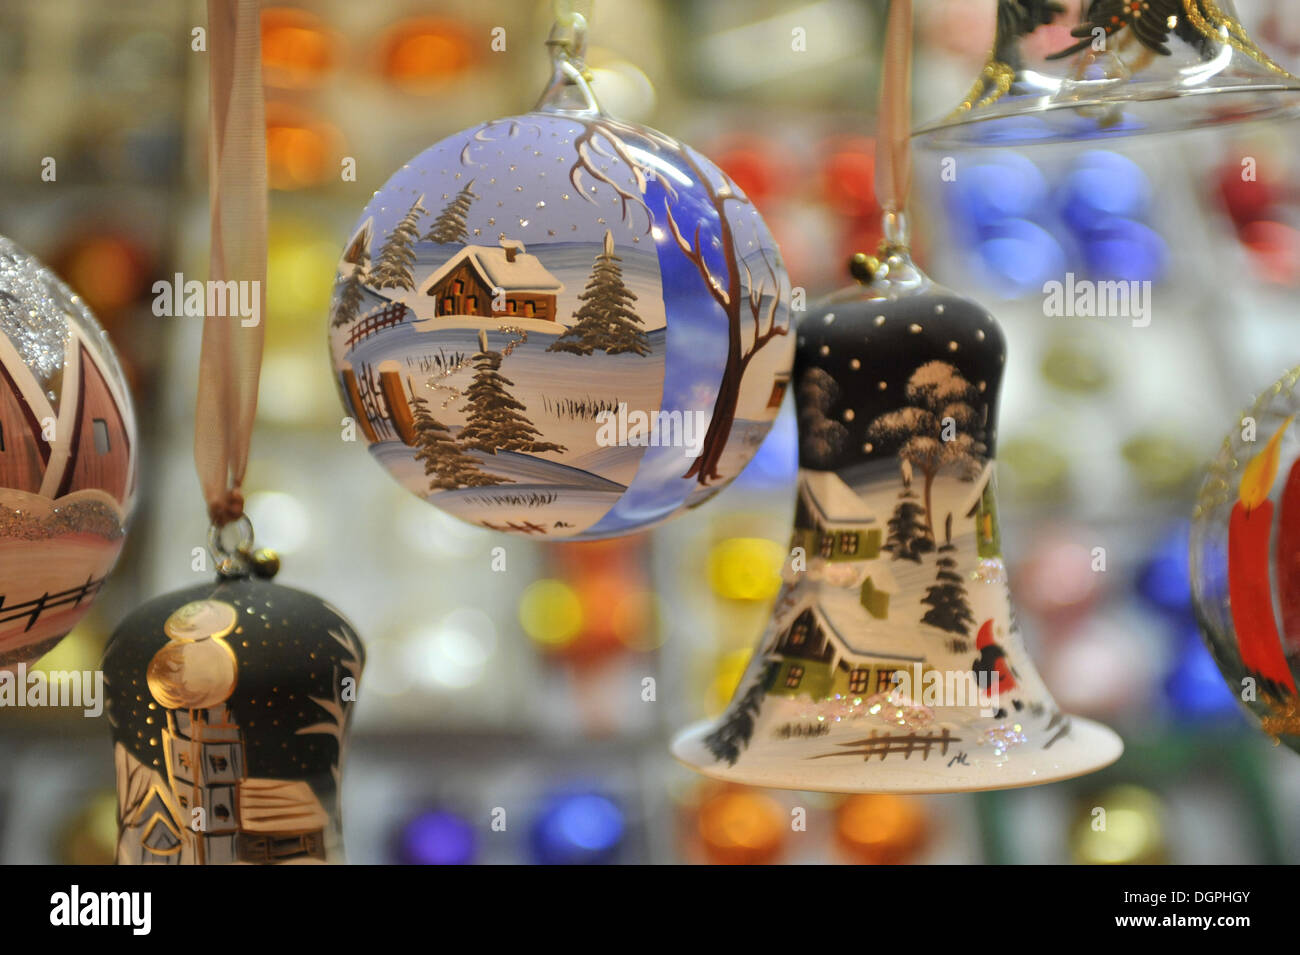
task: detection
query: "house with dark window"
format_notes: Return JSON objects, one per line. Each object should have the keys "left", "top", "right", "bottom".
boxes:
{"left": 961, "top": 461, "right": 1000, "bottom": 559}
{"left": 417, "top": 238, "right": 563, "bottom": 321}
{"left": 56, "top": 341, "right": 132, "bottom": 505}
{"left": 763, "top": 594, "right": 927, "bottom": 701}
{"left": 0, "top": 358, "right": 47, "bottom": 493}
{"left": 793, "top": 469, "right": 882, "bottom": 562}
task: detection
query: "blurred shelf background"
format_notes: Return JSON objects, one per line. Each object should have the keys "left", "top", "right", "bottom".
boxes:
{"left": 2, "top": 0, "right": 1300, "bottom": 864}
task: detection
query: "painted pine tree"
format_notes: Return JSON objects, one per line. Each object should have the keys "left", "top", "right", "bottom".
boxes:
{"left": 370, "top": 195, "right": 425, "bottom": 290}
{"left": 332, "top": 262, "right": 367, "bottom": 327}
{"left": 548, "top": 231, "right": 649, "bottom": 356}
{"left": 884, "top": 490, "right": 934, "bottom": 562}
{"left": 460, "top": 330, "right": 566, "bottom": 455}
{"left": 424, "top": 181, "right": 478, "bottom": 245}
{"left": 411, "top": 394, "right": 501, "bottom": 489}
{"left": 921, "top": 543, "right": 975, "bottom": 635}
{"left": 703, "top": 664, "right": 774, "bottom": 765}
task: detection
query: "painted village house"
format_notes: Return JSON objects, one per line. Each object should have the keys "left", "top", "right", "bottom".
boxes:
{"left": 794, "top": 470, "right": 883, "bottom": 562}
{"left": 0, "top": 331, "right": 131, "bottom": 507}
{"left": 763, "top": 595, "right": 928, "bottom": 702}
{"left": 962, "top": 461, "right": 1000, "bottom": 559}
{"left": 418, "top": 238, "right": 564, "bottom": 321}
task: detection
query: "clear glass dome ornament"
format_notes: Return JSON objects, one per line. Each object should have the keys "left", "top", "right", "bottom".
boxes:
{"left": 914, "top": 0, "right": 1300, "bottom": 148}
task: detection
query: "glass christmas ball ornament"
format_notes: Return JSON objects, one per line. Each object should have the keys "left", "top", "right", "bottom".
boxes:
{"left": 102, "top": 541, "right": 365, "bottom": 865}
{"left": 1190, "top": 365, "right": 1300, "bottom": 753}
{"left": 328, "top": 13, "right": 793, "bottom": 539}
{"left": 672, "top": 240, "right": 1123, "bottom": 792}
{"left": 0, "top": 236, "right": 138, "bottom": 670}
{"left": 914, "top": 0, "right": 1300, "bottom": 148}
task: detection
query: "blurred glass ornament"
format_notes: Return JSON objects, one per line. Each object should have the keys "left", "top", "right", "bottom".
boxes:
{"left": 1121, "top": 430, "right": 1201, "bottom": 495}
{"left": 1216, "top": 152, "right": 1283, "bottom": 229}
{"left": 1191, "top": 366, "right": 1300, "bottom": 751}
{"left": 519, "top": 578, "right": 584, "bottom": 650}
{"left": 395, "top": 809, "right": 477, "bottom": 865}
{"left": 999, "top": 433, "right": 1071, "bottom": 500}
{"left": 915, "top": 0, "right": 1300, "bottom": 148}
{"left": 945, "top": 151, "right": 1048, "bottom": 233}
{"left": 1059, "top": 151, "right": 1151, "bottom": 234}
{"left": 695, "top": 785, "right": 785, "bottom": 865}
{"left": 376, "top": 16, "right": 475, "bottom": 93}
{"left": 707, "top": 537, "right": 785, "bottom": 602}
{"left": 1164, "top": 621, "right": 1241, "bottom": 721}
{"left": 1041, "top": 612, "right": 1156, "bottom": 717}
{"left": 56, "top": 790, "right": 119, "bottom": 866}
{"left": 820, "top": 136, "right": 878, "bottom": 219}
{"left": 1240, "top": 220, "right": 1300, "bottom": 285}
{"left": 529, "top": 791, "right": 625, "bottom": 865}
{"left": 835, "top": 793, "right": 928, "bottom": 864}
{"left": 710, "top": 135, "right": 784, "bottom": 208}
{"left": 52, "top": 231, "right": 153, "bottom": 318}
{"left": 1039, "top": 331, "right": 1112, "bottom": 393}
{"left": 1014, "top": 525, "right": 1106, "bottom": 627}
{"left": 1070, "top": 784, "right": 1167, "bottom": 865}
{"left": 265, "top": 103, "right": 343, "bottom": 191}
{"left": 261, "top": 7, "right": 339, "bottom": 89}
{"left": 329, "top": 11, "right": 792, "bottom": 540}
{"left": 974, "top": 217, "right": 1068, "bottom": 297}
{"left": 1080, "top": 218, "right": 1169, "bottom": 283}
{"left": 0, "top": 236, "right": 138, "bottom": 670}
{"left": 1136, "top": 519, "right": 1193, "bottom": 615}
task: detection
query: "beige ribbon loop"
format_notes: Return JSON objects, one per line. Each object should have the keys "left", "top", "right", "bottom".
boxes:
{"left": 874, "top": 0, "right": 913, "bottom": 218}
{"left": 195, "top": 0, "right": 267, "bottom": 527}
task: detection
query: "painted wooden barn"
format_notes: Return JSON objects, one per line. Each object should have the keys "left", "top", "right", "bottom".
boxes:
{"left": 56, "top": 341, "right": 132, "bottom": 504}
{"left": 419, "top": 238, "right": 563, "bottom": 321}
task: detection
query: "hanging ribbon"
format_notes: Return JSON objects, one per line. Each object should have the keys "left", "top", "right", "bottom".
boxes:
{"left": 195, "top": 0, "right": 267, "bottom": 528}
{"left": 874, "top": 0, "right": 913, "bottom": 223}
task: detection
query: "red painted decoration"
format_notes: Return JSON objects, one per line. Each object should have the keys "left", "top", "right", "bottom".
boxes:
{"left": 1278, "top": 459, "right": 1300, "bottom": 650}
{"left": 1228, "top": 499, "right": 1297, "bottom": 693}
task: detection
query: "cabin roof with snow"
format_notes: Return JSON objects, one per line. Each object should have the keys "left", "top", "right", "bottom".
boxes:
{"left": 962, "top": 461, "right": 995, "bottom": 518}
{"left": 793, "top": 591, "right": 924, "bottom": 666}
{"left": 420, "top": 240, "right": 564, "bottom": 297}
{"left": 799, "top": 469, "right": 876, "bottom": 528}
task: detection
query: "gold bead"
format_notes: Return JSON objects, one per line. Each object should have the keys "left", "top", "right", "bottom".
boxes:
{"left": 849, "top": 252, "right": 878, "bottom": 284}
{"left": 250, "top": 548, "right": 281, "bottom": 579}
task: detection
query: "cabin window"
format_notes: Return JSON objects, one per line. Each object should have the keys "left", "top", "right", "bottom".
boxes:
{"left": 523, "top": 301, "right": 535, "bottom": 317}
{"left": 839, "top": 532, "right": 859, "bottom": 556}
{"left": 465, "top": 296, "right": 478, "bottom": 315}
{"left": 849, "top": 667, "right": 869, "bottom": 693}
{"left": 92, "top": 419, "right": 111, "bottom": 454}
{"left": 790, "top": 619, "right": 808, "bottom": 646}
{"left": 208, "top": 755, "right": 228, "bottom": 772}
{"left": 785, "top": 665, "right": 804, "bottom": 689}
{"left": 452, "top": 280, "right": 464, "bottom": 295}
{"left": 819, "top": 534, "right": 834, "bottom": 558}
{"left": 441, "top": 297, "right": 453, "bottom": 315}
{"left": 506, "top": 300, "right": 517, "bottom": 313}
{"left": 876, "top": 669, "right": 898, "bottom": 693}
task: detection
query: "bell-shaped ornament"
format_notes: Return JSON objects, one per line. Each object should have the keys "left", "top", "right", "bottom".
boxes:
{"left": 914, "top": 0, "right": 1300, "bottom": 148}
{"left": 102, "top": 536, "right": 364, "bottom": 864}
{"left": 672, "top": 244, "right": 1123, "bottom": 792}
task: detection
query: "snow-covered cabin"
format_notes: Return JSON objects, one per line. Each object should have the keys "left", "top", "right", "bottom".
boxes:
{"left": 764, "top": 593, "right": 925, "bottom": 701}
{"left": 961, "top": 461, "right": 1000, "bottom": 558}
{"left": 418, "top": 238, "right": 564, "bottom": 322}
{"left": 794, "top": 469, "right": 882, "bottom": 561}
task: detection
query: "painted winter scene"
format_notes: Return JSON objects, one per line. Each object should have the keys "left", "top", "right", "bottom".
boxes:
{"left": 674, "top": 292, "right": 1119, "bottom": 790}
{"left": 0, "top": 238, "right": 137, "bottom": 670}
{"left": 329, "top": 112, "right": 794, "bottom": 539}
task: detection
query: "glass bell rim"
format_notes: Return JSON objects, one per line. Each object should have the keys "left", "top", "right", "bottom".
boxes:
{"left": 914, "top": 79, "right": 1300, "bottom": 148}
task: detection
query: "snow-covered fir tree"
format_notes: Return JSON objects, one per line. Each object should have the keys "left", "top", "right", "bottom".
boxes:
{"left": 370, "top": 195, "right": 426, "bottom": 290}
{"left": 548, "top": 231, "right": 649, "bottom": 356}
{"left": 460, "top": 330, "right": 566, "bottom": 455}
{"left": 411, "top": 393, "right": 501, "bottom": 490}
{"left": 424, "top": 181, "right": 478, "bottom": 245}
{"left": 921, "top": 541, "right": 975, "bottom": 635}
{"left": 883, "top": 489, "right": 934, "bottom": 563}
{"left": 332, "top": 261, "right": 367, "bottom": 327}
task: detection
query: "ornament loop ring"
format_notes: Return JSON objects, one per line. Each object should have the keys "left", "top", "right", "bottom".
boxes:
{"left": 207, "top": 514, "right": 255, "bottom": 578}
